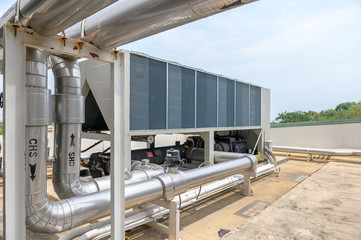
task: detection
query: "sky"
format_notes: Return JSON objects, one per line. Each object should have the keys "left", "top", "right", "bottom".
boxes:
{"left": 1, "top": 0, "right": 361, "bottom": 120}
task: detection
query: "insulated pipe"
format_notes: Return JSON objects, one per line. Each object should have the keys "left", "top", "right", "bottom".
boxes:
{"left": 265, "top": 146, "right": 277, "bottom": 166}
{"left": 77, "top": 163, "right": 276, "bottom": 240}
{"left": 28, "top": 149, "right": 256, "bottom": 233}
{"left": 272, "top": 145, "right": 361, "bottom": 156}
{"left": 183, "top": 155, "right": 255, "bottom": 189}
{"left": 49, "top": 55, "right": 95, "bottom": 199}
{"left": 0, "top": 0, "right": 117, "bottom": 39}
{"left": 186, "top": 147, "right": 253, "bottom": 163}
{"left": 65, "top": 0, "right": 256, "bottom": 50}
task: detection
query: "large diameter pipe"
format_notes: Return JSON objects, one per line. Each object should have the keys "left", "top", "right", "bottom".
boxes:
{"left": 77, "top": 163, "right": 276, "bottom": 240}
{"left": 50, "top": 55, "right": 91, "bottom": 199}
{"left": 0, "top": 0, "right": 116, "bottom": 38}
{"left": 65, "top": 0, "right": 256, "bottom": 50}
{"left": 28, "top": 155, "right": 256, "bottom": 232}
{"left": 185, "top": 155, "right": 254, "bottom": 189}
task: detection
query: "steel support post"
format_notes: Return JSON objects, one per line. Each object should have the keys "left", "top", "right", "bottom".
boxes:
{"left": 168, "top": 200, "right": 180, "bottom": 240}
{"left": 199, "top": 131, "right": 214, "bottom": 164}
{"left": 150, "top": 200, "right": 181, "bottom": 240}
{"left": 3, "top": 25, "right": 27, "bottom": 239}
{"left": 242, "top": 173, "right": 252, "bottom": 196}
{"left": 110, "top": 52, "right": 125, "bottom": 239}
{"left": 122, "top": 51, "right": 131, "bottom": 169}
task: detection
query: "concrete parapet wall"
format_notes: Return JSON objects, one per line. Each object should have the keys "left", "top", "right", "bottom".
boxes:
{"left": 270, "top": 122, "right": 361, "bottom": 149}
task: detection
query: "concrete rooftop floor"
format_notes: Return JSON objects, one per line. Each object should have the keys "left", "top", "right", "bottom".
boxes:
{"left": 125, "top": 160, "right": 328, "bottom": 240}
{"left": 2, "top": 158, "right": 361, "bottom": 239}
{"left": 223, "top": 161, "right": 361, "bottom": 240}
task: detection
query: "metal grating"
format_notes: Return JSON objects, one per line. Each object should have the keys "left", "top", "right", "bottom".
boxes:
{"left": 130, "top": 54, "right": 167, "bottom": 130}
{"left": 168, "top": 64, "right": 182, "bottom": 129}
{"left": 168, "top": 64, "right": 195, "bottom": 129}
{"left": 129, "top": 53, "right": 262, "bottom": 131}
{"left": 149, "top": 59, "right": 167, "bottom": 129}
{"left": 196, "top": 72, "right": 217, "bottom": 128}
{"left": 130, "top": 54, "right": 149, "bottom": 130}
{"left": 250, "top": 85, "right": 261, "bottom": 126}
{"left": 236, "top": 82, "right": 250, "bottom": 126}
{"left": 218, "top": 77, "right": 234, "bottom": 127}
{"left": 181, "top": 67, "right": 195, "bottom": 128}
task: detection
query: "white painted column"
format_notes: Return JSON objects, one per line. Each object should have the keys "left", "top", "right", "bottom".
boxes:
{"left": 3, "top": 25, "right": 27, "bottom": 239}
{"left": 122, "top": 51, "right": 131, "bottom": 169}
{"left": 199, "top": 131, "right": 214, "bottom": 164}
{"left": 110, "top": 52, "right": 125, "bottom": 239}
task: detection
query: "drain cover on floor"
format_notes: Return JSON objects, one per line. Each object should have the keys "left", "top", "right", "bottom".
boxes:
{"left": 291, "top": 174, "right": 308, "bottom": 182}
{"left": 234, "top": 200, "right": 270, "bottom": 218}
{"left": 218, "top": 229, "right": 231, "bottom": 237}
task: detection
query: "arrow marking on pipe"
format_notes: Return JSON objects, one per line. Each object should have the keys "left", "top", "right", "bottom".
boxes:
{"left": 70, "top": 134, "right": 75, "bottom": 147}
{"left": 29, "top": 164, "right": 36, "bottom": 181}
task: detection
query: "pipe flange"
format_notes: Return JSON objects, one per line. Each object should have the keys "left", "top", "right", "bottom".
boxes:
{"left": 153, "top": 174, "right": 174, "bottom": 201}
{"left": 168, "top": 171, "right": 188, "bottom": 196}
{"left": 26, "top": 88, "right": 51, "bottom": 126}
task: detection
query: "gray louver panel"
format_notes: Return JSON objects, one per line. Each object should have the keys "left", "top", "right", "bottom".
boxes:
{"left": 250, "top": 85, "right": 261, "bottom": 126}
{"left": 130, "top": 54, "right": 149, "bottom": 130}
{"left": 196, "top": 72, "right": 217, "bottom": 128}
{"left": 129, "top": 53, "right": 262, "bottom": 131}
{"left": 218, "top": 77, "right": 234, "bottom": 127}
{"left": 168, "top": 64, "right": 182, "bottom": 129}
{"left": 168, "top": 64, "right": 196, "bottom": 129}
{"left": 130, "top": 54, "right": 166, "bottom": 130}
{"left": 149, "top": 59, "right": 167, "bottom": 129}
{"left": 181, "top": 67, "right": 195, "bottom": 128}
{"left": 236, "top": 82, "right": 250, "bottom": 126}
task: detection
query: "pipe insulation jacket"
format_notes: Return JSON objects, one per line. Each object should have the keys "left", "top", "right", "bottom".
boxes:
{"left": 0, "top": 0, "right": 116, "bottom": 40}
{"left": 75, "top": 163, "right": 276, "bottom": 240}
{"left": 273, "top": 145, "right": 361, "bottom": 156}
{"left": 65, "top": 0, "right": 256, "bottom": 50}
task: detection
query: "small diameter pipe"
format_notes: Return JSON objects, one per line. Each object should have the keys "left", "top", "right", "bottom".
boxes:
{"left": 265, "top": 146, "right": 278, "bottom": 167}
{"left": 59, "top": 210, "right": 144, "bottom": 240}
{"left": 273, "top": 145, "right": 361, "bottom": 156}
{"left": 186, "top": 148, "right": 255, "bottom": 164}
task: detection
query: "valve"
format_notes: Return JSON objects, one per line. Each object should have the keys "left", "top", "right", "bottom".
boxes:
{"left": 164, "top": 148, "right": 181, "bottom": 173}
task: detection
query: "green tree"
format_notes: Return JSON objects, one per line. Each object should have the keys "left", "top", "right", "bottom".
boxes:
{"left": 335, "top": 102, "right": 357, "bottom": 111}
{"left": 272, "top": 101, "right": 361, "bottom": 123}
{"left": 273, "top": 111, "right": 311, "bottom": 123}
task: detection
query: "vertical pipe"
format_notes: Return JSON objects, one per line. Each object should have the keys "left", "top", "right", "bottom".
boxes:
{"left": 50, "top": 55, "right": 88, "bottom": 199}
{"left": 24, "top": 48, "right": 55, "bottom": 231}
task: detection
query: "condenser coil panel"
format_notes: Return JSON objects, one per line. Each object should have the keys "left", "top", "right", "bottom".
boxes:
{"left": 80, "top": 52, "right": 263, "bottom": 132}
{"left": 129, "top": 53, "right": 261, "bottom": 131}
